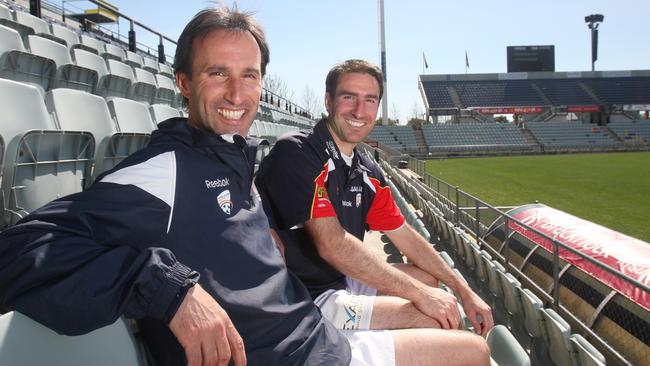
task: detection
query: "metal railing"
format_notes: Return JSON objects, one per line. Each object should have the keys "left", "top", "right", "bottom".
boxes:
{"left": 397, "top": 154, "right": 648, "bottom": 366}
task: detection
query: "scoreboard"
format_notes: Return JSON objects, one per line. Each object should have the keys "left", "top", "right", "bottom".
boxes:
{"left": 507, "top": 45, "right": 555, "bottom": 72}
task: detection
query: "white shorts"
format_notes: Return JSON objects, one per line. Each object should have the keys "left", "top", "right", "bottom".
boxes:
{"left": 342, "top": 329, "right": 395, "bottom": 366}
{"left": 314, "top": 277, "right": 378, "bottom": 330}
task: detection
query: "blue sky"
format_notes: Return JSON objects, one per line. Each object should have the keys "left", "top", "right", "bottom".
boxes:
{"left": 79, "top": 0, "right": 650, "bottom": 122}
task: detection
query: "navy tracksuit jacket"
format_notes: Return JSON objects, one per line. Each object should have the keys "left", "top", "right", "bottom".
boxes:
{"left": 0, "top": 118, "right": 351, "bottom": 365}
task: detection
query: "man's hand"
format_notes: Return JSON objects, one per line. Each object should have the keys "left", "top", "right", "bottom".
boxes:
{"left": 460, "top": 291, "right": 494, "bottom": 337}
{"left": 411, "top": 286, "right": 461, "bottom": 330}
{"left": 169, "top": 284, "right": 247, "bottom": 366}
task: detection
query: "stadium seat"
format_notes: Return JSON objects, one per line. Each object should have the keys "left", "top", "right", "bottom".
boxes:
{"left": 149, "top": 104, "right": 180, "bottom": 125}
{"left": 79, "top": 34, "right": 104, "bottom": 55}
{"left": 28, "top": 35, "right": 97, "bottom": 93}
{"left": 540, "top": 307, "right": 574, "bottom": 366}
{"left": 102, "top": 42, "right": 125, "bottom": 61}
{"left": 103, "top": 59, "right": 134, "bottom": 99}
{"left": 50, "top": 23, "right": 84, "bottom": 51}
{"left": 0, "top": 311, "right": 146, "bottom": 366}
{"left": 45, "top": 88, "right": 117, "bottom": 180}
{"left": 153, "top": 74, "right": 176, "bottom": 105}
{"left": 14, "top": 11, "right": 49, "bottom": 36}
{"left": 130, "top": 67, "right": 157, "bottom": 103}
{"left": 108, "top": 98, "right": 156, "bottom": 133}
{"left": 0, "top": 10, "right": 56, "bottom": 45}
{"left": 158, "top": 62, "right": 173, "bottom": 78}
{"left": 0, "top": 4, "right": 11, "bottom": 20}
{"left": 142, "top": 56, "right": 159, "bottom": 74}
{"left": 0, "top": 25, "right": 55, "bottom": 93}
{"left": 497, "top": 270, "right": 526, "bottom": 339}
{"left": 569, "top": 333, "right": 606, "bottom": 366}
{"left": 0, "top": 79, "right": 93, "bottom": 226}
{"left": 439, "top": 250, "right": 455, "bottom": 268}
{"left": 124, "top": 50, "right": 143, "bottom": 68}
{"left": 487, "top": 325, "right": 531, "bottom": 366}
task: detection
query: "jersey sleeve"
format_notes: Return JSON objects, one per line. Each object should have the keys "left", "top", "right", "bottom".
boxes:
{"left": 365, "top": 175, "right": 406, "bottom": 232}
{"left": 256, "top": 137, "right": 337, "bottom": 231}
{"left": 0, "top": 164, "right": 199, "bottom": 335}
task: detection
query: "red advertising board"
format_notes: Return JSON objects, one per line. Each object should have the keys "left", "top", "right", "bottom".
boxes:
{"left": 567, "top": 105, "right": 600, "bottom": 112}
{"left": 476, "top": 107, "right": 543, "bottom": 114}
{"left": 508, "top": 204, "right": 650, "bottom": 310}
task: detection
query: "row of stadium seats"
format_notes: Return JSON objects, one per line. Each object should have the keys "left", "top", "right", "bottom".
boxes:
{"left": 365, "top": 120, "right": 650, "bottom": 153}
{"left": 0, "top": 4, "right": 179, "bottom": 105}
{"left": 607, "top": 120, "right": 650, "bottom": 144}
{"left": 422, "top": 123, "right": 530, "bottom": 151}
{"left": 381, "top": 160, "right": 607, "bottom": 366}
{"left": 526, "top": 122, "right": 619, "bottom": 148}
{"left": 423, "top": 77, "right": 650, "bottom": 109}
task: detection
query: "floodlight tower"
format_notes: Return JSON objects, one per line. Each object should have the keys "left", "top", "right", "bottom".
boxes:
{"left": 585, "top": 14, "right": 604, "bottom": 72}
{"left": 379, "top": 0, "right": 388, "bottom": 125}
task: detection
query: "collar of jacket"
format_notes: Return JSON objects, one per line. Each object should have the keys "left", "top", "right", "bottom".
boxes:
{"left": 313, "top": 118, "right": 370, "bottom": 179}
{"left": 154, "top": 117, "right": 268, "bottom": 182}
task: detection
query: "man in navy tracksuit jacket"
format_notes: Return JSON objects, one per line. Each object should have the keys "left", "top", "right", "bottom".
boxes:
{"left": 0, "top": 118, "right": 349, "bottom": 365}
{"left": 0, "top": 7, "right": 352, "bottom": 366}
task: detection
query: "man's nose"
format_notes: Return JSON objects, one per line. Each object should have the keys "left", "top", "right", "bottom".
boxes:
{"left": 225, "top": 78, "right": 243, "bottom": 105}
{"left": 352, "top": 100, "right": 366, "bottom": 118}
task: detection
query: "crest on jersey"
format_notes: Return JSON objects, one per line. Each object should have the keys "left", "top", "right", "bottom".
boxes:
{"left": 217, "top": 190, "right": 232, "bottom": 215}
{"left": 356, "top": 193, "right": 362, "bottom": 208}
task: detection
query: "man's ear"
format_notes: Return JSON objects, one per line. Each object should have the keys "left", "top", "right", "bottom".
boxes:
{"left": 324, "top": 92, "right": 333, "bottom": 114}
{"left": 176, "top": 72, "right": 191, "bottom": 99}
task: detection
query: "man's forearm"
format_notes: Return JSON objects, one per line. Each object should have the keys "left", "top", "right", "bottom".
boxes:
{"left": 387, "top": 224, "right": 472, "bottom": 297}
{"left": 306, "top": 217, "right": 426, "bottom": 301}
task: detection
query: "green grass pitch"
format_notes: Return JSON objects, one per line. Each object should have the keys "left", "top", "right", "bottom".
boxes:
{"left": 424, "top": 152, "right": 650, "bottom": 243}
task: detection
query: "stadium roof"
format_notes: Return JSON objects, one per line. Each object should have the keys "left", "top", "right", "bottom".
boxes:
{"left": 419, "top": 70, "right": 650, "bottom": 114}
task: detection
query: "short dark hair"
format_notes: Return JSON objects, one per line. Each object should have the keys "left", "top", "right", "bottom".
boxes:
{"left": 173, "top": 6, "right": 270, "bottom": 107}
{"left": 325, "top": 59, "right": 384, "bottom": 100}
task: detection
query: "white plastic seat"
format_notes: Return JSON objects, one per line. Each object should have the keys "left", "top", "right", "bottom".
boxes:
{"left": 124, "top": 50, "right": 143, "bottom": 68}
{"left": 149, "top": 104, "right": 180, "bottom": 125}
{"left": 0, "top": 10, "right": 50, "bottom": 45}
{"left": 0, "top": 79, "right": 93, "bottom": 225}
{"left": 569, "top": 333, "right": 606, "bottom": 366}
{"left": 14, "top": 11, "right": 49, "bottom": 36}
{"left": 130, "top": 67, "right": 157, "bottom": 103}
{"left": 153, "top": 74, "right": 175, "bottom": 105}
{"left": 497, "top": 270, "right": 526, "bottom": 338}
{"left": 0, "top": 311, "right": 146, "bottom": 366}
{"left": 0, "top": 4, "right": 11, "bottom": 20}
{"left": 486, "top": 325, "right": 531, "bottom": 366}
{"left": 439, "top": 250, "right": 455, "bottom": 268}
{"left": 102, "top": 42, "right": 125, "bottom": 61}
{"left": 28, "top": 35, "right": 97, "bottom": 93}
{"left": 158, "top": 62, "right": 173, "bottom": 78}
{"left": 142, "top": 56, "right": 159, "bottom": 74}
{"left": 0, "top": 25, "right": 55, "bottom": 93}
{"left": 104, "top": 59, "right": 135, "bottom": 99}
{"left": 80, "top": 34, "right": 104, "bottom": 55}
{"left": 540, "top": 308, "right": 574, "bottom": 366}
{"left": 50, "top": 23, "right": 81, "bottom": 50}
{"left": 108, "top": 98, "right": 156, "bottom": 133}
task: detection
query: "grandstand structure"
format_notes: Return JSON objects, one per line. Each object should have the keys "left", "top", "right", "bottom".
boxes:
{"left": 364, "top": 70, "right": 650, "bottom": 157}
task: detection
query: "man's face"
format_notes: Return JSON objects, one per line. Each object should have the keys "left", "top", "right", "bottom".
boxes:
{"left": 177, "top": 29, "right": 262, "bottom": 136}
{"left": 325, "top": 72, "right": 380, "bottom": 154}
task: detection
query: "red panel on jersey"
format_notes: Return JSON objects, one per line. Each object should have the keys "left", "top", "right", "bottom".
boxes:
{"left": 366, "top": 177, "right": 405, "bottom": 231}
{"left": 310, "top": 162, "right": 337, "bottom": 219}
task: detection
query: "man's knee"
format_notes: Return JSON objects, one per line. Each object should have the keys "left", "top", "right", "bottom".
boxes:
{"left": 463, "top": 332, "right": 490, "bottom": 366}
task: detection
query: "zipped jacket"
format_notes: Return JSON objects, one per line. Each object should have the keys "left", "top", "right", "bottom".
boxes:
{"left": 0, "top": 118, "right": 351, "bottom": 365}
